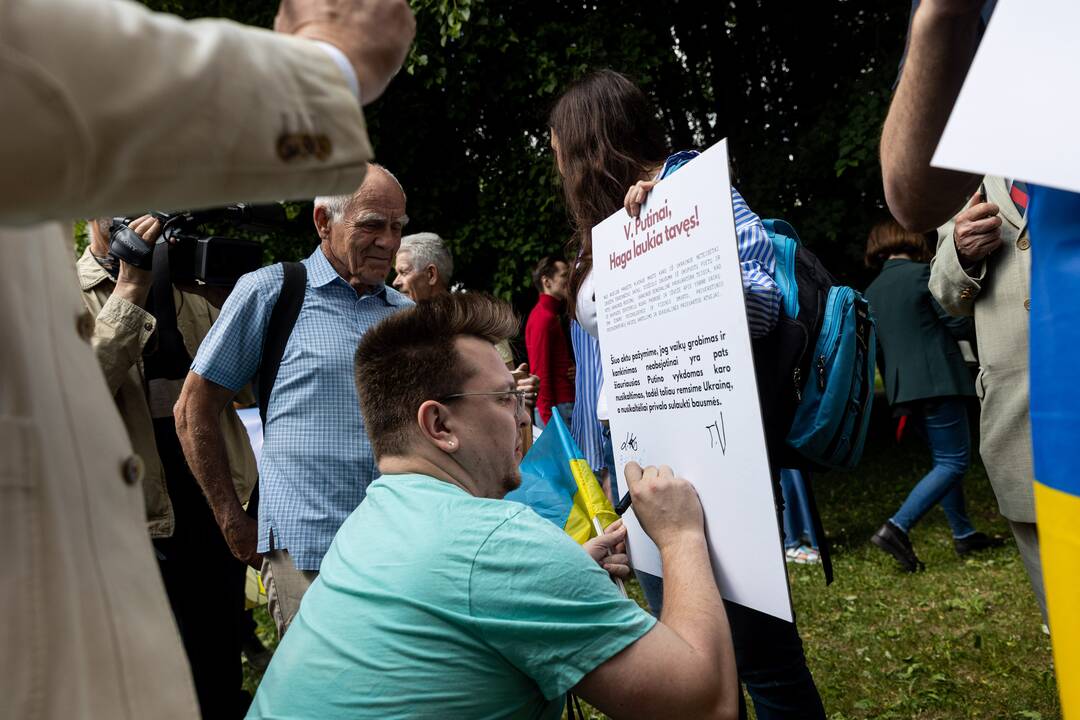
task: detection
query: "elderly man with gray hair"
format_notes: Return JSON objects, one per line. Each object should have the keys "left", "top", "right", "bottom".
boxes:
{"left": 176, "top": 164, "right": 412, "bottom": 636}
{"left": 391, "top": 231, "right": 542, "bottom": 415}
{"left": 393, "top": 231, "right": 454, "bottom": 301}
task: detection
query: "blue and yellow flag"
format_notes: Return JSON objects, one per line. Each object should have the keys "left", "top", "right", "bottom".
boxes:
{"left": 506, "top": 411, "right": 618, "bottom": 544}
{"left": 1028, "top": 185, "right": 1080, "bottom": 717}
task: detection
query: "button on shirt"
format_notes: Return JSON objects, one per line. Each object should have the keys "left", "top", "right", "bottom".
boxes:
{"left": 192, "top": 248, "right": 412, "bottom": 570}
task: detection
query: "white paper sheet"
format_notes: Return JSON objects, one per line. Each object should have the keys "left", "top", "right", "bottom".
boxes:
{"left": 932, "top": 0, "right": 1080, "bottom": 193}
{"left": 593, "top": 140, "right": 792, "bottom": 622}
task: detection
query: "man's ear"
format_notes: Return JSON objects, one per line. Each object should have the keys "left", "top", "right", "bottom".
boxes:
{"left": 313, "top": 206, "right": 333, "bottom": 241}
{"left": 417, "top": 399, "right": 458, "bottom": 454}
{"left": 425, "top": 264, "right": 439, "bottom": 287}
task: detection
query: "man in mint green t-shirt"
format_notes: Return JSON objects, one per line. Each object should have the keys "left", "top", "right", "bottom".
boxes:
{"left": 248, "top": 293, "right": 738, "bottom": 720}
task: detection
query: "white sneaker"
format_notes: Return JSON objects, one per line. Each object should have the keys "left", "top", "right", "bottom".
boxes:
{"left": 785, "top": 545, "right": 820, "bottom": 564}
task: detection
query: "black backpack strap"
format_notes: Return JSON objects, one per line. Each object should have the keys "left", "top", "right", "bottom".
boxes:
{"left": 801, "top": 471, "right": 833, "bottom": 585}
{"left": 247, "top": 261, "right": 306, "bottom": 521}
{"left": 258, "top": 262, "right": 307, "bottom": 426}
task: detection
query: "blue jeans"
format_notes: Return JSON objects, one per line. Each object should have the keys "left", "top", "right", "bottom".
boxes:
{"left": 600, "top": 422, "right": 616, "bottom": 487}
{"left": 890, "top": 397, "right": 976, "bottom": 539}
{"left": 780, "top": 469, "right": 819, "bottom": 550}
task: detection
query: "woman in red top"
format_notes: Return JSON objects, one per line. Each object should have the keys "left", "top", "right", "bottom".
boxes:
{"left": 525, "top": 256, "right": 575, "bottom": 427}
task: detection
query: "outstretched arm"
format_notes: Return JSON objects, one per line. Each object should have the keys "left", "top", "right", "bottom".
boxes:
{"left": 1, "top": 0, "right": 413, "bottom": 225}
{"left": 880, "top": 1, "right": 985, "bottom": 231}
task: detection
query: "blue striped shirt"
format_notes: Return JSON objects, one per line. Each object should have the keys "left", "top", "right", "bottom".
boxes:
{"left": 192, "top": 248, "right": 412, "bottom": 570}
{"left": 569, "top": 320, "right": 606, "bottom": 472}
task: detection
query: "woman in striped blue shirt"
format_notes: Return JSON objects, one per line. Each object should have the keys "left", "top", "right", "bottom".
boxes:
{"left": 548, "top": 69, "right": 825, "bottom": 720}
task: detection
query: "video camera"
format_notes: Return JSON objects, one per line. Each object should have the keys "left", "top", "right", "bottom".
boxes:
{"left": 108, "top": 204, "right": 288, "bottom": 286}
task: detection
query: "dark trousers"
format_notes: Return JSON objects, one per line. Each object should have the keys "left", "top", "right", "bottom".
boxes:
{"left": 153, "top": 427, "right": 249, "bottom": 719}
{"left": 725, "top": 600, "right": 825, "bottom": 719}
{"left": 608, "top": 405, "right": 825, "bottom": 718}
{"left": 637, "top": 571, "right": 824, "bottom": 719}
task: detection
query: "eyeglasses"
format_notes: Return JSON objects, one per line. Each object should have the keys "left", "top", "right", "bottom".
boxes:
{"left": 438, "top": 389, "right": 527, "bottom": 415}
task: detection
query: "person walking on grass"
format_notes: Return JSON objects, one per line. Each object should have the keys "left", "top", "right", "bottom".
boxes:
{"left": 781, "top": 469, "right": 820, "bottom": 565}
{"left": 864, "top": 220, "right": 1003, "bottom": 572}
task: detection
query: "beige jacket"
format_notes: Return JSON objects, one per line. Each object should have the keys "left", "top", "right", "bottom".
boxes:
{"left": 76, "top": 248, "right": 258, "bottom": 538}
{"left": 0, "top": 0, "right": 373, "bottom": 717}
{"left": 929, "top": 176, "right": 1034, "bottom": 522}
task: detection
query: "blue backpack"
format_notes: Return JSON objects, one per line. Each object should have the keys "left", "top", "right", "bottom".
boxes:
{"left": 761, "top": 220, "right": 876, "bottom": 471}
{"left": 656, "top": 151, "right": 875, "bottom": 472}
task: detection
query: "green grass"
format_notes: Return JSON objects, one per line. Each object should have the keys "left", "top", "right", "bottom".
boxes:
{"left": 798, "top": 419, "right": 1059, "bottom": 720}
{"left": 243, "top": 404, "right": 1061, "bottom": 719}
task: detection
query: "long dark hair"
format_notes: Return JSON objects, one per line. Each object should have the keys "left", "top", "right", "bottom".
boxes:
{"left": 548, "top": 70, "right": 669, "bottom": 314}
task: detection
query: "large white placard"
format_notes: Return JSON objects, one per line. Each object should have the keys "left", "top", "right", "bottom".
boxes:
{"left": 932, "top": 0, "right": 1080, "bottom": 193}
{"left": 593, "top": 140, "right": 791, "bottom": 622}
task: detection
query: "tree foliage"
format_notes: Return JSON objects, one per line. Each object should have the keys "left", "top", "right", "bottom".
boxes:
{"left": 140, "top": 0, "right": 910, "bottom": 310}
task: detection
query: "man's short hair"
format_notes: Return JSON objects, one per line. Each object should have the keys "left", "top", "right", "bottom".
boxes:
{"left": 355, "top": 293, "right": 518, "bottom": 459}
{"left": 315, "top": 163, "right": 405, "bottom": 221}
{"left": 531, "top": 256, "right": 565, "bottom": 293}
{"left": 399, "top": 232, "right": 454, "bottom": 284}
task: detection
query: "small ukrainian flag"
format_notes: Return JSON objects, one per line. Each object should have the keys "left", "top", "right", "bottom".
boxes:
{"left": 506, "top": 411, "right": 619, "bottom": 544}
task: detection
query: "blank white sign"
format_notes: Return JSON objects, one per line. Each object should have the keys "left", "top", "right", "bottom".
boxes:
{"left": 933, "top": 0, "right": 1080, "bottom": 193}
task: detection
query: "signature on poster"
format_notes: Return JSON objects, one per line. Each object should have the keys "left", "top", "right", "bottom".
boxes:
{"left": 705, "top": 413, "right": 727, "bottom": 455}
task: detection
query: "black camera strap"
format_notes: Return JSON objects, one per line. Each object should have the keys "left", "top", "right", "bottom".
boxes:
{"left": 248, "top": 261, "right": 307, "bottom": 522}
{"left": 145, "top": 241, "right": 192, "bottom": 379}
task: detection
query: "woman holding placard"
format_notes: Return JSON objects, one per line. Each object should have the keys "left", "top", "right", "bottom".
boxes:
{"left": 549, "top": 69, "right": 824, "bottom": 720}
